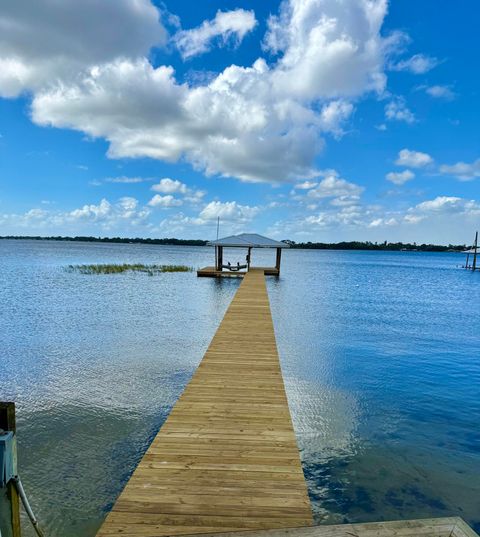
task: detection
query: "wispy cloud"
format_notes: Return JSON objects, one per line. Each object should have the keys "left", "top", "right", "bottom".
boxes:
{"left": 391, "top": 53, "right": 439, "bottom": 74}
{"left": 386, "top": 170, "right": 415, "bottom": 185}
{"left": 425, "top": 85, "right": 455, "bottom": 100}
{"left": 105, "top": 176, "right": 151, "bottom": 184}
{"left": 174, "top": 9, "right": 257, "bottom": 59}
{"left": 417, "top": 84, "right": 456, "bottom": 100}
{"left": 439, "top": 159, "right": 480, "bottom": 181}
{"left": 385, "top": 98, "right": 416, "bottom": 124}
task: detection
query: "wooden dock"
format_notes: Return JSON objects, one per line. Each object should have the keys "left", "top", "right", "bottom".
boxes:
{"left": 197, "top": 267, "right": 280, "bottom": 278}
{"left": 97, "top": 269, "right": 313, "bottom": 537}
{"left": 166, "top": 517, "right": 480, "bottom": 537}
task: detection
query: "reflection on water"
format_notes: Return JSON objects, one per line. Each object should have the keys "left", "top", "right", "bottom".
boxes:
{"left": 1, "top": 240, "right": 240, "bottom": 536}
{"left": 267, "top": 250, "right": 480, "bottom": 530}
{"left": 1, "top": 241, "right": 479, "bottom": 535}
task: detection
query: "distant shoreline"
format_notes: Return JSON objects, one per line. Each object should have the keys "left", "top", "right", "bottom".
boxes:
{"left": 0, "top": 235, "right": 467, "bottom": 252}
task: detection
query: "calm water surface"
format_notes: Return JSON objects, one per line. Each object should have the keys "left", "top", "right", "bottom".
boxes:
{"left": 0, "top": 240, "right": 479, "bottom": 536}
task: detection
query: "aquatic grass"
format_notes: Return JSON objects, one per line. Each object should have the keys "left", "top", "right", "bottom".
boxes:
{"left": 66, "top": 263, "right": 193, "bottom": 275}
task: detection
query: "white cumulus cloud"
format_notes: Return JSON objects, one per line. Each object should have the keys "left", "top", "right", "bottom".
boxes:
{"left": 386, "top": 170, "right": 415, "bottom": 185}
{"left": 0, "top": 197, "right": 153, "bottom": 235}
{"left": 148, "top": 194, "right": 183, "bottom": 208}
{"left": 70, "top": 199, "right": 112, "bottom": 220}
{"left": 2, "top": 0, "right": 404, "bottom": 184}
{"left": 395, "top": 149, "right": 433, "bottom": 168}
{"left": 198, "top": 201, "right": 260, "bottom": 223}
{"left": 151, "top": 178, "right": 206, "bottom": 204}
{"left": 317, "top": 100, "right": 354, "bottom": 137}
{"left": 152, "top": 178, "right": 188, "bottom": 194}
{"left": 264, "top": 0, "right": 388, "bottom": 100}
{"left": 412, "top": 196, "right": 480, "bottom": 216}
{"left": 307, "top": 173, "right": 364, "bottom": 199}
{"left": 0, "top": 0, "right": 166, "bottom": 97}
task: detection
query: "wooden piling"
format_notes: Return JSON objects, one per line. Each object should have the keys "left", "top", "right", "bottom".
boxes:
{"left": 275, "top": 248, "right": 282, "bottom": 274}
{"left": 216, "top": 246, "right": 224, "bottom": 272}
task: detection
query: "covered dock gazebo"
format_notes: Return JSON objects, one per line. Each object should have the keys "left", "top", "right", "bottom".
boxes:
{"left": 197, "top": 233, "right": 289, "bottom": 278}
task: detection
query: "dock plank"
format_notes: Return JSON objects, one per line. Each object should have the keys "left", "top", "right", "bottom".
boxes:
{"left": 96, "top": 270, "right": 312, "bottom": 537}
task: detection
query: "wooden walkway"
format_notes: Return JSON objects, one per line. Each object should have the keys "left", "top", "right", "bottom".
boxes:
{"left": 97, "top": 269, "right": 313, "bottom": 537}
{"left": 163, "top": 517, "right": 480, "bottom": 537}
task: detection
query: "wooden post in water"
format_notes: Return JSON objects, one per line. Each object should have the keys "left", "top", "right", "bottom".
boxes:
{"left": 216, "top": 246, "right": 223, "bottom": 271}
{"left": 473, "top": 231, "right": 478, "bottom": 271}
{"left": 247, "top": 246, "right": 252, "bottom": 271}
{"left": 275, "top": 247, "right": 282, "bottom": 274}
{"left": 0, "top": 402, "right": 21, "bottom": 537}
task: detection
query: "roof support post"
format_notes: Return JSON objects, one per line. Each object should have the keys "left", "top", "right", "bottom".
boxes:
{"left": 275, "top": 247, "right": 282, "bottom": 274}
{"left": 216, "top": 246, "right": 223, "bottom": 272}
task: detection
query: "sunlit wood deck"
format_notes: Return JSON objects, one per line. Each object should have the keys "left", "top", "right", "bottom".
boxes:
{"left": 96, "top": 269, "right": 312, "bottom": 537}
{"left": 174, "top": 517, "right": 480, "bottom": 537}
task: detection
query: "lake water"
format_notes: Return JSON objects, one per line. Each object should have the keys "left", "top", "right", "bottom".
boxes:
{"left": 1, "top": 240, "right": 479, "bottom": 536}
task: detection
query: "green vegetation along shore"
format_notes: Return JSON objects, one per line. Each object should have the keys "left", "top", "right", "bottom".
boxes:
{"left": 66, "top": 264, "right": 193, "bottom": 275}
{"left": 1, "top": 235, "right": 467, "bottom": 252}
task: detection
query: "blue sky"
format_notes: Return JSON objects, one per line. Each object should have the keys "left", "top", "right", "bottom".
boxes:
{"left": 0, "top": 0, "right": 479, "bottom": 243}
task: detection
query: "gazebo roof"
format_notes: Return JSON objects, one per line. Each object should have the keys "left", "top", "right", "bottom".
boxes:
{"left": 208, "top": 233, "right": 289, "bottom": 248}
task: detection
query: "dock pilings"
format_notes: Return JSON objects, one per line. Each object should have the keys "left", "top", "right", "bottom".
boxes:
{"left": 0, "top": 402, "right": 21, "bottom": 537}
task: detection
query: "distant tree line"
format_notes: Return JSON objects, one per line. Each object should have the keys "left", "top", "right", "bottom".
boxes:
{"left": 283, "top": 240, "right": 466, "bottom": 252}
{"left": 0, "top": 235, "right": 208, "bottom": 246}
{"left": 0, "top": 236, "right": 467, "bottom": 252}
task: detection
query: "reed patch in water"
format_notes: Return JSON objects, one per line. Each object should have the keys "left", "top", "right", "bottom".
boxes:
{"left": 66, "top": 263, "right": 193, "bottom": 275}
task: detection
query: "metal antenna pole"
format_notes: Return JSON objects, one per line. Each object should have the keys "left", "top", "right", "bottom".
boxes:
{"left": 214, "top": 217, "right": 220, "bottom": 271}
{"left": 473, "top": 231, "right": 478, "bottom": 271}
